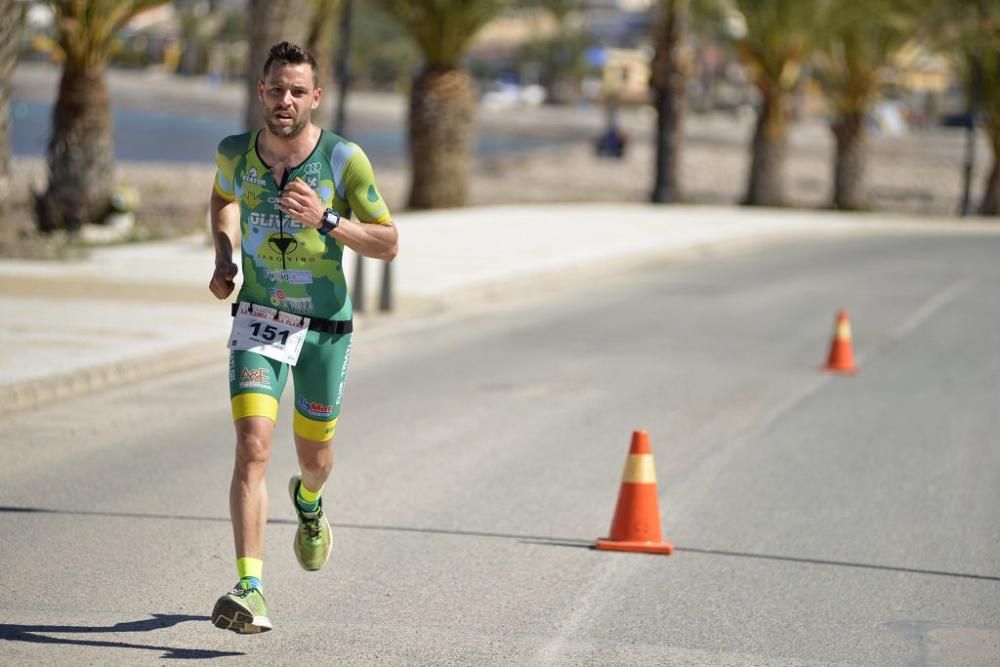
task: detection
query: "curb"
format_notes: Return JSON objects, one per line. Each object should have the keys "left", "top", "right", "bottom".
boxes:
{"left": 0, "top": 341, "right": 227, "bottom": 417}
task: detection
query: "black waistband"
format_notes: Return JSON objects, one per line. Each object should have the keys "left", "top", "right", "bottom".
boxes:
{"left": 231, "top": 303, "right": 353, "bottom": 334}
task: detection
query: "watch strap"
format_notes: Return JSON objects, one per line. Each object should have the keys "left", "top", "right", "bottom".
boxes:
{"left": 319, "top": 208, "right": 340, "bottom": 236}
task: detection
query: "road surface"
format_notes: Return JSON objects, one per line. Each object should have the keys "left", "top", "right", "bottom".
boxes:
{"left": 1, "top": 231, "right": 998, "bottom": 665}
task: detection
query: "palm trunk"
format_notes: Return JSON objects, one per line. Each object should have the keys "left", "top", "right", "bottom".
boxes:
{"left": 976, "top": 115, "right": 1000, "bottom": 216}
{"left": 744, "top": 87, "right": 787, "bottom": 206}
{"left": 40, "top": 65, "right": 115, "bottom": 232}
{"left": 305, "top": 0, "right": 342, "bottom": 129}
{"left": 244, "top": 0, "right": 311, "bottom": 131}
{"left": 0, "top": 0, "right": 20, "bottom": 217}
{"left": 649, "top": 0, "right": 687, "bottom": 204}
{"left": 832, "top": 110, "right": 867, "bottom": 210}
{"left": 407, "top": 65, "right": 476, "bottom": 209}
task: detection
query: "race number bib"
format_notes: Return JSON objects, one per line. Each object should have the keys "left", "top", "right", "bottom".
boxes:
{"left": 229, "top": 302, "right": 310, "bottom": 366}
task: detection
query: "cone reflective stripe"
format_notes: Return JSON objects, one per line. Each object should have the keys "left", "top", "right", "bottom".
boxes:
{"left": 836, "top": 317, "right": 852, "bottom": 340}
{"left": 824, "top": 308, "right": 857, "bottom": 374}
{"left": 595, "top": 431, "right": 674, "bottom": 555}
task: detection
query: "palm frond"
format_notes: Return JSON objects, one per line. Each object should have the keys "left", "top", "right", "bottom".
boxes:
{"left": 44, "top": 0, "right": 169, "bottom": 70}
{"left": 372, "top": 0, "right": 515, "bottom": 65}
{"left": 813, "top": 0, "right": 927, "bottom": 115}
{"left": 729, "top": 0, "right": 827, "bottom": 92}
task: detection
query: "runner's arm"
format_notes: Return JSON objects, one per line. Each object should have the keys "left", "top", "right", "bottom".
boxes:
{"left": 337, "top": 148, "right": 397, "bottom": 261}
{"left": 330, "top": 216, "right": 398, "bottom": 263}
{"left": 278, "top": 167, "right": 399, "bottom": 262}
{"left": 209, "top": 188, "right": 241, "bottom": 299}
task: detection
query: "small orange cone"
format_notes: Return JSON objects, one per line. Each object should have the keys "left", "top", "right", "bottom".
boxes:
{"left": 595, "top": 430, "right": 674, "bottom": 555}
{"left": 824, "top": 309, "right": 857, "bottom": 374}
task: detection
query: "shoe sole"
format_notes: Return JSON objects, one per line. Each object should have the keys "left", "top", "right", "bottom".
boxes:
{"left": 211, "top": 596, "right": 272, "bottom": 634}
{"left": 288, "top": 475, "right": 332, "bottom": 572}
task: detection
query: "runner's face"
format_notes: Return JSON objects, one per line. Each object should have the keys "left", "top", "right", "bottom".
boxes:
{"left": 258, "top": 63, "right": 320, "bottom": 139}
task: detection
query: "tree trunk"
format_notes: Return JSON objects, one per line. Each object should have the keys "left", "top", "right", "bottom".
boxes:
{"left": 978, "top": 123, "right": 999, "bottom": 216}
{"left": 244, "top": 0, "right": 312, "bottom": 131}
{"left": 743, "top": 88, "right": 787, "bottom": 207}
{"left": 39, "top": 66, "right": 115, "bottom": 232}
{"left": 832, "top": 110, "right": 867, "bottom": 210}
{"left": 306, "top": 0, "right": 342, "bottom": 130}
{"left": 0, "top": 0, "right": 20, "bottom": 219}
{"left": 407, "top": 65, "right": 476, "bottom": 209}
{"left": 649, "top": 0, "right": 688, "bottom": 204}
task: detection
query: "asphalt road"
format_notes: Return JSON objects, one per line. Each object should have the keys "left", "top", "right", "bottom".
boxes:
{"left": 1, "top": 231, "right": 999, "bottom": 665}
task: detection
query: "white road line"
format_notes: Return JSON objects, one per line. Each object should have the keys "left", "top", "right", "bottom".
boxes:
{"left": 857, "top": 278, "right": 975, "bottom": 366}
{"left": 534, "top": 558, "right": 624, "bottom": 666}
{"left": 669, "top": 279, "right": 976, "bottom": 520}
{"left": 891, "top": 279, "right": 974, "bottom": 341}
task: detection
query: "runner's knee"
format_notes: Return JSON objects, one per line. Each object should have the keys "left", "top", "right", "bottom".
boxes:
{"left": 234, "top": 421, "right": 272, "bottom": 471}
{"left": 295, "top": 435, "right": 334, "bottom": 477}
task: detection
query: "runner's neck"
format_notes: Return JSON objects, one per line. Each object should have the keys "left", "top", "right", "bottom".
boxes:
{"left": 258, "top": 124, "right": 322, "bottom": 177}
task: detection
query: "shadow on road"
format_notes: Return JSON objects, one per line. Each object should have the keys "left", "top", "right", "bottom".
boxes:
{"left": 673, "top": 546, "right": 1000, "bottom": 583}
{"left": 3, "top": 505, "right": 998, "bottom": 584}
{"left": 0, "top": 614, "right": 243, "bottom": 659}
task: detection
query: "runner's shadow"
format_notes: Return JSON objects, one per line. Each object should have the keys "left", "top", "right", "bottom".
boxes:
{"left": 0, "top": 614, "right": 243, "bottom": 659}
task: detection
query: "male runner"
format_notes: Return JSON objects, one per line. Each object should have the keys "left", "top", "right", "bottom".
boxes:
{"left": 207, "top": 41, "right": 397, "bottom": 634}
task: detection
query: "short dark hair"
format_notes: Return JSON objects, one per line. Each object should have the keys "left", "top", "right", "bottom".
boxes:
{"left": 262, "top": 41, "right": 318, "bottom": 87}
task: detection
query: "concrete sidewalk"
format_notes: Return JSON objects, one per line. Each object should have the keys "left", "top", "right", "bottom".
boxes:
{"left": 1, "top": 203, "right": 991, "bottom": 414}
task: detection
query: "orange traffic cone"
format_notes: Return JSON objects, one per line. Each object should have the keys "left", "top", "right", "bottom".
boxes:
{"left": 595, "top": 430, "right": 674, "bottom": 555}
{"left": 824, "top": 309, "right": 857, "bottom": 374}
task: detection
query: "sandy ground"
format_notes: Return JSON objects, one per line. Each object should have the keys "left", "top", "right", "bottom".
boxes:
{"left": 4, "top": 62, "right": 996, "bottom": 258}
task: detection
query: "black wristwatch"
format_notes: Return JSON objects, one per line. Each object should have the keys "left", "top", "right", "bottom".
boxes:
{"left": 318, "top": 208, "right": 340, "bottom": 236}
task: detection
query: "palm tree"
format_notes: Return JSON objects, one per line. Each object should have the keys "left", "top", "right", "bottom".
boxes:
{"left": 650, "top": 0, "right": 690, "bottom": 204}
{"left": 37, "top": 0, "right": 168, "bottom": 232}
{"left": 814, "top": 0, "right": 924, "bottom": 210}
{"left": 0, "top": 0, "right": 22, "bottom": 221}
{"left": 305, "top": 0, "right": 345, "bottom": 129}
{"left": 370, "top": 0, "right": 515, "bottom": 209}
{"left": 924, "top": 0, "right": 1000, "bottom": 216}
{"left": 727, "top": 0, "right": 824, "bottom": 206}
{"left": 243, "top": 0, "right": 313, "bottom": 131}
{"left": 980, "top": 45, "right": 1000, "bottom": 215}
{"left": 957, "top": 2, "right": 1000, "bottom": 216}
{"left": 520, "top": 0, "right": 587, "bottom": 104}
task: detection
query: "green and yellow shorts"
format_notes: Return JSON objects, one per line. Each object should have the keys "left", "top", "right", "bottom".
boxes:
{"left": 228, "top": 331, "right": 352, "bottom": 442}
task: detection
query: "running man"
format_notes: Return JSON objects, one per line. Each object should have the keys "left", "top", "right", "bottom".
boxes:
{"left": 207, "top": 41, "right": 397, "bottom": 634}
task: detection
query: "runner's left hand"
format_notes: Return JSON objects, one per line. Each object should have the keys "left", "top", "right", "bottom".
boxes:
{"left": 278, "top": 178, "right": 323, "bottom": 229}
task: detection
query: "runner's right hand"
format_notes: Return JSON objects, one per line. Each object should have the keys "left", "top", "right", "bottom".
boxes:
{"left": 210, "top": 261, "right": 238, "bottom": 299}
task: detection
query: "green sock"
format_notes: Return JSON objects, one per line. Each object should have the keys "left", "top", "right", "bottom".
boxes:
{"left": 296, "top": 480, "right": 322, "bottom": 513}
{"left": 237, "top": 557, "right": 263, "bottom": 591}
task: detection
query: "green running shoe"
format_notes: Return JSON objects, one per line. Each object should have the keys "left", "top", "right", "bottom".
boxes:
{"left": 211, "top": 581, "right": 272, "bottom": 634}
{"left": 288, "top": 475, "right": 332, "bottom": 571}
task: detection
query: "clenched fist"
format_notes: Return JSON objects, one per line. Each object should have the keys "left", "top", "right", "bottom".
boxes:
{"left": 210, "top": 260, "right": 239, "bottom": 299}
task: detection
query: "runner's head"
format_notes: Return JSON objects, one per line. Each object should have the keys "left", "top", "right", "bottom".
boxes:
{"left": 262, "top": 41, "right": 319, "bottom": 87}
{"left": 258, "top": 41, "right": 321, "bottom": 139}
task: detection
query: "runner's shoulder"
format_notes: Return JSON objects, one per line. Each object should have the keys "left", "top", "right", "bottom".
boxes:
{"left": 316, "top": 130, "right": 373, "bottom": 168}
{"left": 216, "top": 131, "right": 256, "bottom": 160}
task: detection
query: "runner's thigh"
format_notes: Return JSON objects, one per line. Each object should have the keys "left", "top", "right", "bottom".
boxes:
{"left": 229, "top": 349, "right": 290, "bottom": 423}
{"left": 290, "top": 331, "right": 352, "bottom": 442}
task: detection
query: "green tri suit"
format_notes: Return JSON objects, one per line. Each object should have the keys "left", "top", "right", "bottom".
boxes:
{"left": 214, "top": 129, "right": 391, "bottom": 441}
